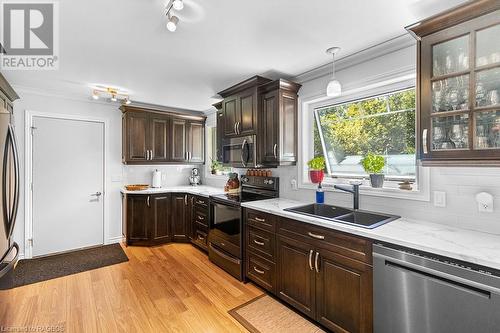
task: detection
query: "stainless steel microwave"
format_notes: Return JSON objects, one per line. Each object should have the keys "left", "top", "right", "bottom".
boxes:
{"left": 221, "top": 135, "right": 256, "bottom": 168}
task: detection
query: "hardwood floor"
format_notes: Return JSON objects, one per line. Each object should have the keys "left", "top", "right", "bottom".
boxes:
{"left": 0, "top": 243, "right": 263, "bottom": 332}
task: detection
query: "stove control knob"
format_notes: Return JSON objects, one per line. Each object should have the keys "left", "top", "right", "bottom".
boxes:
{"left": 264, "top": 179, "right": 274, "bottom": 185}
{"left": 242, "top": 177, "right": 249, "bottom": 183}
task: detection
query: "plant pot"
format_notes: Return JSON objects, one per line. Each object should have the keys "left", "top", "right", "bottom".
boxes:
{"left": 309, "top": 170, "right": 324, "bottom": 184}
{"left": 369, "top": 174, "right": 385, "bottom": 188}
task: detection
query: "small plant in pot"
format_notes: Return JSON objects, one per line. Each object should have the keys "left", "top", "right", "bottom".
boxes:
{"left": 361, "top": 153, "right": 386, "bottom": 188}
{"left": 210, "top": 158, "right": 222, "bottom": 175}
{"left": 307, "top": 156, "right": 326, "bottom": 184}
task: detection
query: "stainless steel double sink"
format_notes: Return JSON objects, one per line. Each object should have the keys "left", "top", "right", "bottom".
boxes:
{"left": 284, "top": 203, "right": 399, "bottom": 229}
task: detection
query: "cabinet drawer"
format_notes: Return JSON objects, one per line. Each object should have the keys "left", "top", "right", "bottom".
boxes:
{"left": 246, "top": 209, "right": 276, "bottom": 232}
{"left": 208, "top": 232, "right": 240, "bottom": 258}
{"left": 193, "top": 196, "right": 208, "bottom": 208}
{"left": 247, "top": 226, "right": 275, "bottom": 261}
{"left": 194, "top": 208, "right": 208, "bottom": 227}
{"left": 247, "top": 254, "right": 275, "bottom": 293}
{"left": 278, "top": 218, "right": 372, "bottom": 264}
{"left": 192, "top": 229, "right": 208, "bottom": 250}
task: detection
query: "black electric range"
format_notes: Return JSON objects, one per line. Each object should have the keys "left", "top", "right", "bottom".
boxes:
{"left": 208, "top": 176, "right": 279, "bottom": 280}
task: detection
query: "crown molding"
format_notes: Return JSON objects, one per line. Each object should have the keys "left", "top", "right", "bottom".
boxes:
{"left": 292, "top": 33, "right": 416, "bottom": 84}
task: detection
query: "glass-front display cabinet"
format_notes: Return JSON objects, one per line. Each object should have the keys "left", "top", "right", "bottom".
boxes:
{"left": 408, "top": 0, "right": 500, "bottom": 165}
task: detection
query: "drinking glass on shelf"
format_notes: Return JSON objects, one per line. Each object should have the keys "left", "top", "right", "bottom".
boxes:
{"left": 450, "top": 124, "right": 465, "bottom": 148}
{"left": 489, "top": 90, "right": 499, "bottom": 106}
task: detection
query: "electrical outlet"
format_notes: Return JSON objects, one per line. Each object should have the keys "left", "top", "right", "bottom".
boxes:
{"left": 433, "top": 191, "right": 446, "bottom": 207}
{"left": 290, "top": 179, "right": 298, "bottom": 191}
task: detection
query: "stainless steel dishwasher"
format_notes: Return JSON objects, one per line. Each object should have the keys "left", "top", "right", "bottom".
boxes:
{"left": 373, "top": 243, "right": 500, "bottom": 333}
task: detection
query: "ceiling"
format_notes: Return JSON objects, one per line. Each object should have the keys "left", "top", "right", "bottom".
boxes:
{"left": 4, "top": 0, "right": 467, "bottom": 111}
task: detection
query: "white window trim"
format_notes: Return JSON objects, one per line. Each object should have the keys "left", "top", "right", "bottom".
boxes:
{"left": 298, "top": 74, "right": 431, "bottom": 202}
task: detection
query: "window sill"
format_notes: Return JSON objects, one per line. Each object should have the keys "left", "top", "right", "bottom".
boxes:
{"left": 299, "top": 178, "right": 430, "bottom": 202}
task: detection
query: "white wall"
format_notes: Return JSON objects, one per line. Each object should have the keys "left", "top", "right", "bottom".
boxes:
{"left": 205, "top": 39, "right": 500, "bottom": 235}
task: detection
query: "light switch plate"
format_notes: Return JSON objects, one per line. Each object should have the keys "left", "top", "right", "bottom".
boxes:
{"left": 433, "top": 191, "right": 446, "bottom": 207}
{"left": 290, "top": 179, "right": 298, "bottom": 191}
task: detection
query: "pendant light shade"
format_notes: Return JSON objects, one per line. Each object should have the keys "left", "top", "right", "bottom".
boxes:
{"left": 326, "top": 47, "right": 342, "bottom": 97}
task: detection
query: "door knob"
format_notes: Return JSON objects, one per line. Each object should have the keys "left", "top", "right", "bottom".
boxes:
{"left": 91, "top": 192, "right": 102, "bottom": 197}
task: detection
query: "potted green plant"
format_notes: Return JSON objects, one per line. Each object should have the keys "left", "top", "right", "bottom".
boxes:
{"left": 360, "top": 153, "right": 386, "bottom": 188}
{"left": 210, "top": 158, "right": 222, "bottom": 175}
{"left": 307, "top": 156, "right": 326, "bottom": 184}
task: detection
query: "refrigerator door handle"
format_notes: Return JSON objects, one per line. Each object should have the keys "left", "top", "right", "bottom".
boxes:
{"left": 2, "top": 125, "right": 20, "bottom": 238}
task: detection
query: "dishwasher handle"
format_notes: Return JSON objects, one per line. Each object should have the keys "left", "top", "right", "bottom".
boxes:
{"left": 374, "top": 252, "right": 500, "bottom": 296}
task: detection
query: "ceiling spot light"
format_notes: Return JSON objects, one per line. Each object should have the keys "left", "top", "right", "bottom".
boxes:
{"left": 326, "top": 47, "right": 342, "bottom": 97}
{"left": 167, "top": 15, "right": 179, "bottom": 32}
{"left": 110, "top": 94, "right": 117, "bottom": 102}
{"left": 124, "top": 97, "right": 131, "bottom": 105}
{"left": 172, "top": 0, "right": 184, "bottom": 11}
{"left": 92, "top": 90, "right": 99, "bottom": 100}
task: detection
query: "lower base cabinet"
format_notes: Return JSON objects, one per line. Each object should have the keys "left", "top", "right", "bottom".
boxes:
{"left": 244, "top": 208, "right": 373, "bottom": 333}
{"left": 124, "top": 193, "right": 192, "bottom": 246}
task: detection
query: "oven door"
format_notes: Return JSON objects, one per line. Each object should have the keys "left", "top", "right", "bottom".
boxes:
{"left": 209, "top": 200, "right": 241, "bottom": 250}
{"left": 221, "top": 135, "right": 256, "bottom": 168}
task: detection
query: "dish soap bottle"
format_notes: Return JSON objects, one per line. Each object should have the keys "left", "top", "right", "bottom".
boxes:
{"left": 316, "top": 183, "right": 324, "bottom": 204}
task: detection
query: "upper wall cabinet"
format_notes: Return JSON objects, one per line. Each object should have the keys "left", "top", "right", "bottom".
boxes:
{"left": 219, "top": 76, "right": 272, "bottom": 137}
{"left": 408, "top": 0, "right": 500, "bottom": 166}
{"left": 216, "top": 76, "right": 301, "bottom": 167}
{"left": 0, "top": 73, "right": 19, "bottom": 115}
{"left": 121, "top": 105, "right": 206, "bottom": 165}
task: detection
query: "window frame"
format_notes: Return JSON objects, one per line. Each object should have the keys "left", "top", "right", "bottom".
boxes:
{"left": 298, "top": 76, "right": 431, "bottom": 202}
{"left": 313, "top": 87, "right": 417, "bottom": 182}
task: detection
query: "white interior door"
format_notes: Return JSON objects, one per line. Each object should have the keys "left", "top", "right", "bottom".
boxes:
{"left": 32, "top": 116, "right": 104, "bottom": 257}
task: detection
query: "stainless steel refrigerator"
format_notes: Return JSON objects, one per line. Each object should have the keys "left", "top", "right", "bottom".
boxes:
{"left": 0, "top": 102, "right": 20, "bottom": 289}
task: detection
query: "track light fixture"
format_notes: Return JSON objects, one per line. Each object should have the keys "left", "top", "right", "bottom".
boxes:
{"left": 326, "top": 47, "right": 342, "bottom": 97}
{"left": 167, "top": 14, "right": 179, "bottom": 32}
{"left": 165, "top": 0, "right": 184, "bottom": 32}
{"left": 90, "top": 86, "right": 132, "bottom": 105}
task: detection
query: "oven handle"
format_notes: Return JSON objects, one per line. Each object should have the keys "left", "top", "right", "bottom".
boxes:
{"left": 209, "top": 243, "right": 240, "bottom": 265}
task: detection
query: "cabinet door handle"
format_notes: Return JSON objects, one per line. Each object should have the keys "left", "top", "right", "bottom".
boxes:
{"left": 254, "top": 217, "right": 265, "bottom": 222}
{"left": 315, "top": 251, "right": 320, "bottom": 273}
{"left": 308, "top": 249, "right": 314, "bottom": 271}
{"left": 237, "top": 122, "right": 241, "bottom": 134}
{"left": 308, "top": 231, "right": 325, "bottom": 240}
{"left": 234, "top": 122, "right": 237, "bottom": 134}
{"left": 145, "top": 150, "right": 149, "bottom": 160}
{"left": 184, "top": 195, "right": 187, "bottom": 205}
{"left": 253, "top": 266, "right": 265, "bottom": 275}
{"left": 253, "top": 239, "right": 265, "bottom": 246}
{"left": 273, "top": 144, "right": 277, "bottom": 159}
{"left": 422, "top": 129, "right": 428, "bottom": 154}
{"left": 150, "top": 150, "right": 153, "bottom": 160}
{"left": 147, "top": 196, "right": 150, "bottom": 207}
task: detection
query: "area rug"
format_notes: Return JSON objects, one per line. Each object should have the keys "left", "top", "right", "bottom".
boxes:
{"left": 229, "top": 295, "right": 325, "bottom": 333}
{"left": 10, "top": 243, "right": 128, "bottom": 288}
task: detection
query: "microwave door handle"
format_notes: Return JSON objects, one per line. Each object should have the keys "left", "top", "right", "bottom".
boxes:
{"left": 241, "top": 139, "right": 248, "bottom": 167}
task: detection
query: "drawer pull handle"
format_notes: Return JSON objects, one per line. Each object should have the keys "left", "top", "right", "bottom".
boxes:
{"left": 254, "top": 217, "right": 266, "bottom": 222}
{"left": 253, "top": 267, "right": 265, "bottom": 275}
{"left": 197, "top": 215, "right": 205, "bottom": 220}
{"left": 308, "top": 232, "right": 325, "bottom": 240}
{"left": 198, "top": 235, "right": 205, "bottom": 240}
{"left": 308, "top": 249, "right": 314, "bottom": 271}
{"left": 196, "top": 200, "right": 205, "bottom": 205}
{"left": 253, "top": 239, "right": 265, "bottom": 246}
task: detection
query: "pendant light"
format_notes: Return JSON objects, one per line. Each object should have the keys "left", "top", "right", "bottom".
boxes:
{"left": 326, "top": 47, "right": 342, "bottom": 97}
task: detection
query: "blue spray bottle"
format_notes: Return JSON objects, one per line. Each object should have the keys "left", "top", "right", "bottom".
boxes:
{"left": 316, "top": 183, "right": 325, "bottom": 204}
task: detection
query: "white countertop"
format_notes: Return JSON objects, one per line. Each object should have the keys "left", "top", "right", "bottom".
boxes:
{"left": 121, "top": 185, "right": 225, "bottom": 198}
{"left": 241, "top": 198, "right": 500, "bottom": 271}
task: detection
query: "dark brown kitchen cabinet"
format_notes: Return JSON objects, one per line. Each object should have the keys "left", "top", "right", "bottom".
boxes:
{"left": 125, "top": 194, "right": 171, "bottom": 246}
{"left": 244, "top": 209, "right": 373, "bottom": 333}
{"left": 219, "top": 76, "right": 272, "bottom": 138}
{"left": 259, "top": 79, "right": 301, "bottom": 166}
{"left": 171, "top": 193, "right": 189, "bottom": 242}
{"left": 315, "top": 247, "right": 373, "bottom": 333}
{"left": 171, "top": 119, "right": 188, "bottom": 162}
{"left": 213, "top": 102, "right": 224, "bottom": 162}
{"left": 121, "top": 105, "right": 206, "bottom": 165}
{"left": 277, "top": 235, "right": 316, "bottom": 318}
{"left": 407, "top": 0, "right": 500, "bottom": 166}
{"left": 217, "top": 76, "right": 300, "bottom": 167}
